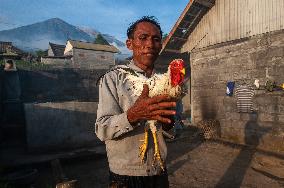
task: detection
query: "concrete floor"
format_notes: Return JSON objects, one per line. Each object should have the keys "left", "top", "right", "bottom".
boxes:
{"left": 1, "top": 127, "right": 284, "bottom": 188}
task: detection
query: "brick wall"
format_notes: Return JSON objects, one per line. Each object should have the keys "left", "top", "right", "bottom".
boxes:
{"left": 190, "top": 29, "right": 284, "bottom": 153}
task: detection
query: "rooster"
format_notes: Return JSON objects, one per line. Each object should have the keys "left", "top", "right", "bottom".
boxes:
{"left": 118, "top": 59, "right": 186, "bottom": 171}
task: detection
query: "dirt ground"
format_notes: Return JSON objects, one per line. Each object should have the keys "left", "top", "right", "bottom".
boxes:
{"left": 29, "top": 129, "right": 284, "bottom": 188}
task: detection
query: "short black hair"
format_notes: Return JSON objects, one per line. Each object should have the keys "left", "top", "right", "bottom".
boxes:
{"left": 127, "top": 16, "right": 163, "bottom": 39}
{"left": 6, "top": 59, "right": 13, "bottom": 64}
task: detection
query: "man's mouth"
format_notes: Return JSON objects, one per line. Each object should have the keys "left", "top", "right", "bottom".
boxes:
{"left": 143, "top": 52, "right": 156, "bottom": 56}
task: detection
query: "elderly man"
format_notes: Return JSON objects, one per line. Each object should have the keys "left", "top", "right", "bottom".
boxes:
{"left": 95, "top": 16, "right": 176, "bottom": 188}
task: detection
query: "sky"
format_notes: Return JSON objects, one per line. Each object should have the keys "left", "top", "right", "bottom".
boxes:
{"left": 0, "top": 0, "right": 189, "bottom": 42}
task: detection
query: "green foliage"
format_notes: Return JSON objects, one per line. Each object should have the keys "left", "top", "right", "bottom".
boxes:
{"left": 94, "top": 34, "right": 110, "bottom": 45}
{"left": 0, "top": 60, "right": 4, "bottom": 66}
{"left": 14, "top": 60, "right": 51, "bottom": 71}
{"left": 162, "top": 33, "right": 168, "bottom": 42}
{"left": 35, "top": 50, "right": 48, "bottom": 58}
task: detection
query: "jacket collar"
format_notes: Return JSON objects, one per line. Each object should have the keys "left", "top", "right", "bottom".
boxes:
{"left": 128, "top": 60, "right": 155, "bottom": 76}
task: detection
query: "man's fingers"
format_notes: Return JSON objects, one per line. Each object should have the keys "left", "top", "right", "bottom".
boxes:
{"left": 140, "top": 84, "right": 149, "bottom": 98}
{"left": 148, "top": 102, "right": 176, "bottom": 111}
{"left": 151, "top": 110, "right": 176, "bottom": 116}
{"left": 147, "top": 94, "right": 175, "bottom": 104}
{"left": 152, "top": 115, "right": 172, "bottom": 124}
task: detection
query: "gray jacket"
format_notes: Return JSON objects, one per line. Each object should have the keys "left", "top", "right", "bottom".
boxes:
{"left": 95, "top": 62, "right": 167, "bottom": 176}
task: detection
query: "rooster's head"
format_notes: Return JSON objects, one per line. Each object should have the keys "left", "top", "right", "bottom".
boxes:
{"left": 169, "top": 59, "right": 185, "bottom": 87}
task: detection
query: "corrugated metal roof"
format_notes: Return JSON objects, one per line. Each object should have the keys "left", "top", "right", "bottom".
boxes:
{"left": 163, "top": 0, "right": 284, "bottom": 53}
{"left": 0, "top": 41, "right": 24, "bottom": 55}
{"left": 161, "top": 0, "right": 215, "bottom": 53}
{"left": 49, "top": 42, "right": 65, "bottom": 56}
{"left": 182, "top": 0, "right": 284, "bottom": 51}
{"left": 0, "top": 41, "right": 12, "bottom": 53}
{"left": 68, "top": 40, "right": 119, "bottom": 53}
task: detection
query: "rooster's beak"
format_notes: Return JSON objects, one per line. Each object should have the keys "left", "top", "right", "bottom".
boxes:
{"left": 180, "top": 68, "right": 185, "bottom": 75}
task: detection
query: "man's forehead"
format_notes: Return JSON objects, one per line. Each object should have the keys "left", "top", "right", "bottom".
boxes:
{"left": 134, "top": 22, "right": 161, "bottom": 36}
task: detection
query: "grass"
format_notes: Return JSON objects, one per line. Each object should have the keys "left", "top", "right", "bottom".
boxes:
{"left": 0, "top": 60, "right": 52, "bottom": 71}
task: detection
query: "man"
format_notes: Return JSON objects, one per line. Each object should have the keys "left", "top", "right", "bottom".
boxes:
{"left": 95, "top": 16, "right": 177, "bottom": 188}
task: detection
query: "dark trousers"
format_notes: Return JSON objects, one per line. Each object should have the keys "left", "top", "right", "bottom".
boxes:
{"left": 109, "top": 170, "right": 169, "bottom": 188}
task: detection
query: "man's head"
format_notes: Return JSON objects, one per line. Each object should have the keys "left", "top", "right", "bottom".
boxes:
{"left": 126, "top": 16, "right": 163, "bottom": 71}
{"left": 4, "top": 59, "right": 14, "bottom": 70}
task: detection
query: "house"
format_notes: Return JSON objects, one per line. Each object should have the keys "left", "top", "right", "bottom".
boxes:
{"left": 41, "top": 42, "right": 71, "bottom": 66}
{"left": 162, "top": 0, "right": 284, "bottom": 153}
{"left": 64, "top": 40, "right": 119, "bottom": 69}
{"left": 0, "top": 41, "right": 24, "bottom": 60}
{"left": 48, "top": 42, "right": 65, "bottom": 57}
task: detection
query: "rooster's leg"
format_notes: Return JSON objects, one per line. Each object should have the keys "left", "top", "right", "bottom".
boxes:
{"left": 151, "top": 126, "right": 165, "bottom": 171}
{"left": 139, "top": 127, "right": 149, "bottom": 163}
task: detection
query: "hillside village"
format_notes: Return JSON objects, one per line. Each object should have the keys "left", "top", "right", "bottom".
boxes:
{"left": 0, "top": 0, "right": 284, "bottom": 187}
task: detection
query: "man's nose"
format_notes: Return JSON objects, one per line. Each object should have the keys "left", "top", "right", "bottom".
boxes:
{"left": 145, "top": 38, "right": 154, "bottom": 48}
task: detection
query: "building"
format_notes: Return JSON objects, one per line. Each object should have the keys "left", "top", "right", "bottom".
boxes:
{"left": 0, "top": 41, "right": 24, "bottom": 60}
{"left": 64, "top": 40, "right": 119, "bottom": 69}
{"left": 48, "top": 42, "right": 65, "bottom": 57}
{"left": 162, "top": 0, "right": 284, "bottom": 153}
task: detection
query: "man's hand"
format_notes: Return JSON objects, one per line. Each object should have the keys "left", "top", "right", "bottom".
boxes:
{"left": 127, "top": 84, "right": 176, "bottom": 124}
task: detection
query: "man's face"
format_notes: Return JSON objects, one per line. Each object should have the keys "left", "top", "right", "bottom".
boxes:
{"left": 126, "top": 22, "right": 162, "bottom": 69}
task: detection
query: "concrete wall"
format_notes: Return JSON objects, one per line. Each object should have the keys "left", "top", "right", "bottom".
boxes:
{"left": 17, "top": 68, "right": 109, "bottom": 151}
{"left": 41, "top": 57, "right": 72, "bottom": 68}
{"left": 190, "top": 29, "right": 284, "bottom": 154}
{"left": 72, "top": 48, "right": 115, "bottom": 69}
{"left": 19, "top": 68, "right": 107, "bottom": 103}
{"left": 24, "top": 101, "right": 100, "bottom": 151}
{"left": 48, "top": 46, "right": 54, "bottom": 56}
{"left": 0, "top": 68, "right": 3, "bottom": 120}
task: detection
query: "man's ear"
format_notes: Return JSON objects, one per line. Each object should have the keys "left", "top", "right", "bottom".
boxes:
{"left": 126, "top": 39, "right": 133, "bottom": 50}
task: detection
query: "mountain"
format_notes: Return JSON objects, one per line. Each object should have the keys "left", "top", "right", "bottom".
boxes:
{"left": 78, "top": 27, "right": 130, "bottom": 54}
{"left": 0, "top": 18, "right": 131, "bottom": 55}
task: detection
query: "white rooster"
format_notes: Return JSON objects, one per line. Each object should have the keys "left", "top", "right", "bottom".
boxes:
{"left": 118, "top": 59, "right": 186, "bottom": 171}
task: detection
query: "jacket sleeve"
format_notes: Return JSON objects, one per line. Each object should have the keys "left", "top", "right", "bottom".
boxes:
{"left": 95, "top": 72, "right": 135, "bottom": 141}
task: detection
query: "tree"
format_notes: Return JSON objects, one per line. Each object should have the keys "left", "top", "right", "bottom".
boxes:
{"left": 94, "top": 34, "right": 110, "bottom": 45}
{"left": 35, "top": 50, "right": 47, "bottom": 62}
{"left": 35, "top": 50, "right": 47, "bottom": 57}
{"left": 162, "top": 33, "right": 168, "bottom": 42}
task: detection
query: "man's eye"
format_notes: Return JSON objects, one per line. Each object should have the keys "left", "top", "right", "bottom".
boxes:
{"left": 139, "top": 36, "right": 147, "bottom": 40}
{"left": 153, "top": 38, "right": 161, "bottom": 42}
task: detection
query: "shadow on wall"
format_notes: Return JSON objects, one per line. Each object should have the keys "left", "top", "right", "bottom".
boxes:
{"left": 1, "top": 68, "right": 109, "bottom": 124}
{"left": 200, "top": 97, "right": 217, "bottom": 120}
{"left": 0, "top": 69, "right": 25, "bottom": 124}
{"left": 214, "top": 112, "right": 272, "bottom": 188}
{"left": 18, "top": 68, "right": 109, "bottom": 103}
{"left": 24, "top": 101, "right": 101, "bottom": 152}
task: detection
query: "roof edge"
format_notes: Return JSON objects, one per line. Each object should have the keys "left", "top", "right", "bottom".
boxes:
{"left": 161, "top": 0, "right": 194, "bottom": 53}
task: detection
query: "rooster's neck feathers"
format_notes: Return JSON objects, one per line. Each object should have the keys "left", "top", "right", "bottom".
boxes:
{"left": 117, "top": 65, "right": 183, "bottom": 99}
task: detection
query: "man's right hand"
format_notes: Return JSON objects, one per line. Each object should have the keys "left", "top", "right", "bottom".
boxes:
{"left": 127, "top": 84, "right": 176, "bottom": 125}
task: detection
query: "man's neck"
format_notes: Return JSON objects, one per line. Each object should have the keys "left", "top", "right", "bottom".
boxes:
{"left": 133, "top": 61, "right": 154, "bottom": 78}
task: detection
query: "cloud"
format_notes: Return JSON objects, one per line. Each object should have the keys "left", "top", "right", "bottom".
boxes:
{"left": 0, "top": 15, "right": 19, "bottom": 31}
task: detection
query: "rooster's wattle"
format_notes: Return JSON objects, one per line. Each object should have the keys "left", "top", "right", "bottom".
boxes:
{"left": 119, "top": 59, "right": 186, "bottom": 170}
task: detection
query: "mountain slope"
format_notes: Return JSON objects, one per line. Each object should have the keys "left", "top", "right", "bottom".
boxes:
{"left": 79, "top": 27, "right": 130, "bottom": 54}
{"left": 0, "top": 18, "right": 130, "bottom": 54}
